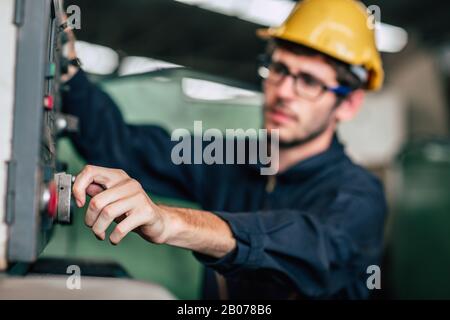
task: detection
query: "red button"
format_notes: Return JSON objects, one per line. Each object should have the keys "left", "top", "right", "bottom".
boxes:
{"left": 44, "top": 95, "right": 54, "bottom": 110}
{"left": 47, "top": 182, "right": 58, "bottom": 219}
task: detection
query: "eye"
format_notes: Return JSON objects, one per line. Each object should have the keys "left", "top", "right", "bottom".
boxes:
{"left": 270, "top": 62, "right": 289, "bottom": 75}
{"left": 299, "top": 72, "right": 322, "bottom": 87}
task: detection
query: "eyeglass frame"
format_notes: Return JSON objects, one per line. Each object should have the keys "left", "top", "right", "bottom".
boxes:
{"left": 257, "top": 55, "right": 352, "bottom": 101}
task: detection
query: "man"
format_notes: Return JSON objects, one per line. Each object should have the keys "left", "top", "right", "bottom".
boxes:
{"left": 62, "top": 0, "right": 387, "bottom": 299}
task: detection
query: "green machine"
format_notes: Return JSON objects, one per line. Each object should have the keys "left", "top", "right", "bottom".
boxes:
{"left": 389, "top": 139, "right": 450, "bottom": 299}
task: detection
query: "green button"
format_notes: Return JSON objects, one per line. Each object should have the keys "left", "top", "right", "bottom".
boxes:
{"left": 47, "top": 63, "right": 56, "bottom": 78}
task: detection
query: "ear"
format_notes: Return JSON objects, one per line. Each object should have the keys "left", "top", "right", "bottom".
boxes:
{"left": 334, "top": 89, "right": 365, "bottom": 122}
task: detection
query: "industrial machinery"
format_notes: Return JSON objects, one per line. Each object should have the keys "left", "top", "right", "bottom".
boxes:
{"left": 0, "top": 1, "right": 176, "bottom": 299}
{"left": 0, "top": 0, "right": 77, "bottom": 270}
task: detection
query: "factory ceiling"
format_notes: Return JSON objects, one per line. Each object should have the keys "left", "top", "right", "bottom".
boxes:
{"left": 70, "top": 0, "right": 450, "bottom": 85}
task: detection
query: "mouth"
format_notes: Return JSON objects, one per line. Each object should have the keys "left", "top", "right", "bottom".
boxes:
{"left": 265, "top": 108, "right": 297, "bottom": 125}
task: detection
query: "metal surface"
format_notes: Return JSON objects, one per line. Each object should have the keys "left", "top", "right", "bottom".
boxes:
{"left": 55, "top": 172, "right": 73, "bottom": 224}
{"left": 0, "top": 0, "right": 18, "bottom": 272}
{"left": 5, "top": 0, "right": 76, "bottom": 265}
{"left": 0, "top": 276, "right": 175, "bottom": 300}
{"left": 6, "top": 0, "right": 52, "bottom": 263}
{"left": 55, "top": 113, "right": 79, "bottom": 133}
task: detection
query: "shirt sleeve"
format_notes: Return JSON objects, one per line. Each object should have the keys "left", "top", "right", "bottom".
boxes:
{"left": 194, "top": 187, "right": 387, "bottom": 298}
{"left": 62, "top": 69, "right": 204, "bottom": 202}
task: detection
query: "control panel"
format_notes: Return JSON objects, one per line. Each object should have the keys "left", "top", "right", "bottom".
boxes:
{"left": 0, "top": 0, "right": 77, "bottom": 268}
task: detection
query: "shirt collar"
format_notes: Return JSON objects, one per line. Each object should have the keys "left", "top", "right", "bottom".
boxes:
{"left": 250, "top": 134, "right": 347, "bottom": 181}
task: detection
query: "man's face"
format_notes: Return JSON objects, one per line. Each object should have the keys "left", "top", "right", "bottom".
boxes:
{"left": 263, "top": 48, "right": 341, "bottom": 145}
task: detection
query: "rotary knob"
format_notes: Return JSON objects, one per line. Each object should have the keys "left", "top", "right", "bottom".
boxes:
{"left": 54, "top": 172, "right": 75, "bottom": 224}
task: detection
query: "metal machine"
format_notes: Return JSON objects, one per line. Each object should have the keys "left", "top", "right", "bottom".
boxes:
{"left": 0, "top": 0, "right": 180, "bottom": 299}
{"left": 0, "top": 0, "right": 76, "bottom": 270}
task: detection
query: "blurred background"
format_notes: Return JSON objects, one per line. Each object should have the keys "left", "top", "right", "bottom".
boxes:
{"left": 39, "top": 0, "right": 450, "bottom": 299}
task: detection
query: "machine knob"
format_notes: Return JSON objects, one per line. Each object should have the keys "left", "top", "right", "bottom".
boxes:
{"left": 54, "top": 172, "right": 74, "bottom": 224}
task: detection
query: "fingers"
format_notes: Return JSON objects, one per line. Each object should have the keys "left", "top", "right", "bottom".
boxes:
{"left": 110, "top": 210, "right": 149, "bottom": 245}
{"left": 91, "top": 193, "right": 147, "bottom": 240}
{"left": 73, "top": 165, "right": 161, "bottom": 246}
{"left": 72, "top": 165, "right": 129, "bottom": 207}
{"left": 85, "top": 178, "right": 142, "bottom": 227}
{"left": 86, "top": 183, "right": 105, "bottom": 198}
{"left": 59, "top": 13, "right": 77, "bottom": 60}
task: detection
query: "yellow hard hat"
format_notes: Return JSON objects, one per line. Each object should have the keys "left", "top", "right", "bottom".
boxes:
{"left": 257, "top": 0, "right": 384, "bottom": 91}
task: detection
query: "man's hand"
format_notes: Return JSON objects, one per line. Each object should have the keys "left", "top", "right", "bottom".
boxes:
{"left": 72, "top": 165, "right": 237, "bottom": 258}
{"left": 72, "top": 165, "right": 172, "bottom": 245}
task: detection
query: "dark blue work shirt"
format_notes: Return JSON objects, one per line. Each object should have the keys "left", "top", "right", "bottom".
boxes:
{"left": 62, "top": 70, "right": 387, "bottom": 300}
